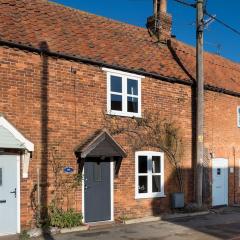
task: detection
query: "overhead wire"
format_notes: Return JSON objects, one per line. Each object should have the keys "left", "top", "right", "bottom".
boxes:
{"left": 173, "top": 0, "right": 240, "bottom": 37}
{"left": 204, "top": 11, "right": 240, "bottom": 37}
{"left": 173, "top": 0, "right": 240, "bottom": 71}
{"left": 173, "top": 0, "right": 196, "bottom": 8}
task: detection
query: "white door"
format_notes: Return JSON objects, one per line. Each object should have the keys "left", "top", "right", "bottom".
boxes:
{"left": 212, "top": 158, "right": 228, "bottom": 206}
{"left": 0, "top": 155, "right": 20, "bottom": 235}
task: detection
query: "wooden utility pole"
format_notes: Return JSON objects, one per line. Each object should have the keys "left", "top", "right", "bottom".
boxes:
{"left": 196, "top": 0, "right": 204, "bottom": 207}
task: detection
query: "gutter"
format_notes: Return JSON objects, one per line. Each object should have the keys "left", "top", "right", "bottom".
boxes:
{"left": 0, "top": 39, "right": 190, "bottom": 86}
{"left": 204, "top": 84, "right": 240, "bottom": 98}
{"left": 1, "top": 39, "right": 240, "bottom": 98}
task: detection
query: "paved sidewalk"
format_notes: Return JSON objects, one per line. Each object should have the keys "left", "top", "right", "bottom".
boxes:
{"left": 2, "top": 207, "right": 240, "bottom": 240}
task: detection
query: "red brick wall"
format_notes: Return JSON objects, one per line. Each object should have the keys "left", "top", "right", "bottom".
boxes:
{"left": 1, "top": 45, "right": 239, "bottom": 228}
{"left": 205, "top": 91, "right": 240, "bottom": 205}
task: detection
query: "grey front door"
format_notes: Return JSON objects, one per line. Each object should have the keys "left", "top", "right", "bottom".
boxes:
{"left": 84, "top": 158, "right": 111, "bottom": 223}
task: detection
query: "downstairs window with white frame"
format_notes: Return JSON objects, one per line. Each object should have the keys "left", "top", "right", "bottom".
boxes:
{"left": 135, "top": 151, "right": 165, "bottom": 199}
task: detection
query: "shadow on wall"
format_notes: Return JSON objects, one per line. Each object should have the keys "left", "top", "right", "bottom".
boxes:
{"left": 39, "top": 41, "right": 54, "bottom": 240}
{"left": 150, "top": 166, "right": 210, "bottom": 216}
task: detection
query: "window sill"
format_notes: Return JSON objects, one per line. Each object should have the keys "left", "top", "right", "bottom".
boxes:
{"left": 107, "top": 110, "right": 142, "bottom": 118}
{"left": 135, "top": 193, "right": 166, "bottom": 199}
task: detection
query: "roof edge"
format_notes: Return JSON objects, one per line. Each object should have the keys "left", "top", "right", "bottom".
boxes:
{"left": 0, "top": 39, "right": 191, "bottom": 85}
{"left": 1, "top": 39, "right": 240, "bottom": 98}
{"left": 48, "top": 0, "right": 146, "bottom": 32}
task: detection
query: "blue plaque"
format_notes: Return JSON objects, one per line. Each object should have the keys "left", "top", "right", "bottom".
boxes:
{"left": 64, "top": 167, "right": 74, "bottom": 174}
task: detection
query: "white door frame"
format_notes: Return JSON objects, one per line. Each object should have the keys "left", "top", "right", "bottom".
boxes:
{"left": 0, "top": 154, "right": 21, "bottom": 235}
{"left": 82, "top": 160, "right": 114, "bottom": 223}
{"left": 17, "top": 155, "right": 21, "bottom": 233}
{"left": 212, "top": 158, "right": 228, "bottom": 206}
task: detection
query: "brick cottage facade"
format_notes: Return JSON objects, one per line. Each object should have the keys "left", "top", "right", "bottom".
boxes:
{"left": 0, "top": 0, "right": 240, "bottom": 235}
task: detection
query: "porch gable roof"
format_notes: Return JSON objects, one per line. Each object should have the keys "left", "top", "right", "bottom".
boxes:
{"left": 75, "top": 130, "right": 127, "bottom": 159}
{"left": 0, "top": 114, "right": 34, "bottom": 151}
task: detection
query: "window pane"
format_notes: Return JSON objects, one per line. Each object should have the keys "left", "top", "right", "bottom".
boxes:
{"left": 152, "top": 156, "right": 161, "bottom": 173}
{"left": 152, "top": 175, "right": 161, "bottom": 193}
{"left": 111, "top": 94, "right": 122, "bottom": 111}
{"left": 0, "top": 168, "right": 2, "bottom": 186}
{"left": 138, "top": 176, "right": 148, "bottom": 193}
{"left": 127, "top": 79, "right": 138, "bottom": 95}
{"left": 127, "top": 97, "right": 138, "bottom": 113}
{"left": 138, "top": 156, "right": 147, "bottom": 173}
{"left": 111, "top": 75, "right": 122, "bottom": 93}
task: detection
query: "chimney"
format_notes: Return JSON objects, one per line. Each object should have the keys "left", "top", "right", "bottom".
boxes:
{"left": 147, "top": 0, "right": 172, "bottom": 41}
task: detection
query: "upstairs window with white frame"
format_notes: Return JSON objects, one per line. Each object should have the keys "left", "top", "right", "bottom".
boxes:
{"left": 103, "top": 68, "right": 143, "bottom": 117}
{"left": 238, "top": 106, "right": 240, "bottom": 128}
{"left": 135, "top": 151, "right": 165, "bottom": 199}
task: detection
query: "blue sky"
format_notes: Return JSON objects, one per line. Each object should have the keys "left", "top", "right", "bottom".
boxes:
{"left": 52, "top": 0, "right": 240, "bottom": 63}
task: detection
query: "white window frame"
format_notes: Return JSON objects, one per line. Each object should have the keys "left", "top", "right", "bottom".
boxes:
{"left": 237, "top": 106, "right": 240, "bottom": 128}
{"left": 0, "top": 167, "right": 2, "bottom": 187}
{"left": 135, "top": 151, "right": 165, "bottom": 199}
{"left": 239, "top": 159, "right": 240, "bottom": 187}
{"left": 103, "top": 68, "right": 143, "bottom": 118}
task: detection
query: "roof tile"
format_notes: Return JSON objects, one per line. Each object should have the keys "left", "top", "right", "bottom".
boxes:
{"left": 0, "top": 0, "right": 240, "bottom": 92}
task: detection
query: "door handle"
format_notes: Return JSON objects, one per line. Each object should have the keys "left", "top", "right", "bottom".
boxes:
{"left": 10, "top": 188, "right": 17, "bottom": 198}
{"left": 0, "top": 200, "right": 6, "bottom": 203}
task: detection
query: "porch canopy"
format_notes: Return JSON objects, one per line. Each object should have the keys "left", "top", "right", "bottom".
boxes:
{"left": 0, "top": 114, "right": 34, "bottom": 151}
{"left": 0, "top": 114, "right": 34, "bottom": 178}
{"left": 75, "top": 129, "right": 127, "bottom": 159}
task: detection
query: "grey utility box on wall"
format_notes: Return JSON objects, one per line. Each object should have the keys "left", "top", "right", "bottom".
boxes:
{"left": 171, "top": 192, "right": 184, "bottom": 209}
